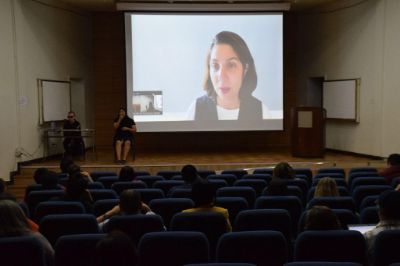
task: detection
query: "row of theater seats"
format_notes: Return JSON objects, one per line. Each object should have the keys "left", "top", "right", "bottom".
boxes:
{"left": 2, "top": 228, "right": 400, "bottom": 266}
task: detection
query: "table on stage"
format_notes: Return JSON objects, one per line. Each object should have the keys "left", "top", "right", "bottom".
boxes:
{"left": 43, "top": 128, "right": 96, "bottom": 159}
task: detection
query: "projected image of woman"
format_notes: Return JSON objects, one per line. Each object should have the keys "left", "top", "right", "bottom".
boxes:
{"left": 187, "top": 31, "right": 269, "bottom": 121}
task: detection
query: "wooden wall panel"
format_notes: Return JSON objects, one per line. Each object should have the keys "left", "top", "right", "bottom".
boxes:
{"left": 93, "top": 12, "right": 297, "bottom": 152}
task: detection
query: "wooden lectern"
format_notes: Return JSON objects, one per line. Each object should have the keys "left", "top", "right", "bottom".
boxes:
{"left": 291, "top": 107, "right": 326, "bottom": 158}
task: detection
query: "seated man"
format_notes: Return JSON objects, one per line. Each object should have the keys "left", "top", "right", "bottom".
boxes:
{"left": 183, "top": 181, "right": 232, "bottom": 232}
{"left": 63, "top": 111, "right": 85, "bottom": 156}
{"left": 379, "top": 154, "right": 400, "bottom": 184}
{"left": 364, "top": 190, "right": 400, "bottom": 260}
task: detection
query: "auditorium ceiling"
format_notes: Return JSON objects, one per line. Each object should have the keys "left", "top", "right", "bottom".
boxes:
{"left": 56, "top": 0, "right": 355, "bottom": 12}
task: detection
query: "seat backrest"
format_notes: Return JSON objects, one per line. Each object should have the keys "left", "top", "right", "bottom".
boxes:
{"left": 312, "top": 177, "right": 347, "bottom": 188}
{"left": 284, "top": 262, "right": 362, "bottom": 266}
{"left": 136, "top": 188, "right": 165, "bottom": 204}
{"left": 87, "top": 182, "right": 105, "bottom": 189}
{"left": 0, "top": 236, "right": 47, "bottom": 266}
{"left": 54, "top": 234, "right": 106, "bottom": 266}
{"left": 39, "top": 214, "right": 99, "bottom": 246}
{"left": 314, "top": 173, "right": 345, "bottom": 179}
{"left": 233, "top": 179, "right": 268, "bottom": 197}
{"left": 168, "top": 188, "right": 192, "bottom": 199}
{"left": 216, "top": 187, "right": 256, "bottom": 208}
{"left": 221, "top": 169, "right": 248, "bottom": 179}
{"left": 373, "top": 230, "right": 400, "bottom": 266}
{"left": 217, "top": 231, "right": 288, "bottom": 266}
{"left": 317, "top": 167, "right": 346, "bottom": 176}
{"left": 241, "top": 174, "right": 272, "bottom": 183}
{"left": 293, "top": 168, "right": 313, "bottom": 185}
{"left": 197, "top": 170, "right": 216, "bottom": 179}
{"left": 348, "top": 172, "right": 380, "bottom": 186}
{"left": 97, "top": 176, "right": 119, "bottom": 189}
{"left": 352, "top": 185, "right": 392, "bottom": 210}
{"left": 294, "top": 230, "right": 367, "bottom": 264}
{"left": 34, "top": 201, "right": 85, "bottom": 223}
{"left": 93, "top": 198, "right": 120, "bottom": 217}
{"left": 359, "top": 195, "right": 379, "bottom": 211}
{"left": 349, "top": 167, "right": 378, "bottom": 175}
{"left": 90, "top": 171, "right": 117, "bottom": 181}
{"left": 136, "top": 175, "right": 165, "bottom": 188}
{"left": 307, "top": 197, "right": 356, "bottom": 213}
{"left": 26, "top": 189, "right": 66, "bottom": 214}
{"left": 215, "top": 197, "right": 249, "bottom": 225}
{"left": 360, "top": 206, "right": 379, "bottom": 224}
{"left": 170, "top": 212, "right": 228, "bottom": 258}
{"left": 208, "top": 174, "right": 237, "bottom": 186}
{"left": 105, "top": 214, "right": 164, "bottom": 245}
{"left": 208, "top": 179, "right": 229, "bottom": 190}
{"left": 253, "top": 168, "right": 273, "bottom": 175}
{"left": 152, "top": 180, "right": 185, "bottom": 194}
{"left": 111, "top": 181, "right": 147, "bottom": 195}
{"left": 149, "top": 198, "right": 194, "bottom": 227}
{"left": 87, "top": 189, "right": 118, "bottom": 202}
{"left": 234, "top": 209, "right": 292, "bottom": 241}
{"left": 138, "top": 231, "right": 209, "bottom": 266}
{"left": 255, "top": 196, "right": 303, "bottom": 236}
{"left": 156, "top": 170, "right": 182, "bottom": 180}
{"left": 350, "top": 177, "right": 388, "bottom": 193}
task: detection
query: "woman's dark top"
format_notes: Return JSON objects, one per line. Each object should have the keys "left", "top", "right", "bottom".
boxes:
{"left": 114, "top": 116, "right": 135, "bottom": 142}
{"left": 194, "top": 94, "right": 263, "bottom": 121}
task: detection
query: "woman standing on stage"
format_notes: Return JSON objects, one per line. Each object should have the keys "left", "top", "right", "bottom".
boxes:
{"left": 113, "top": 108, "right": 137, "bottom": 164}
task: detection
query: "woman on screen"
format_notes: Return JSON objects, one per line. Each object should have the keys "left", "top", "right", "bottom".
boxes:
{"left": 187, "top": 31, "right": 269, "bottom": 121}
{"left": 113, "top": 108, "right": 136, "bottom": 164}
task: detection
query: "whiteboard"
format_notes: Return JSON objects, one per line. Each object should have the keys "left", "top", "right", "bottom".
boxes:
{"left": 323, "top": 79, "right": 359, "bottom": 122}
{"left": 39, "top": 80, "right": 71, "bottom": 123}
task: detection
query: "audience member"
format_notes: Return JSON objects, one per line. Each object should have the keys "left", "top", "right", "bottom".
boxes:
{"left": 168, "top": 164, "right": 202, "bottom": 196}
{"left": 314, "top": 177, "right": 340, "bottom": 198}
{"left": 364, "top": 190, "right": 400, "bottom": 259}
{"left": 41, "top": 171, "right": 60, "bottom": 190}
{"left": 183, "top": 181, "right": 232, "bottom": 232}
{"left": 33, "top": 167, "right": 49, "bottom": 184}
{"left": 67, "top": 163, "right": 93, "bottom": 183}
{"left": 304, "top": 205, "right": 341, "bottom": 231}
{"left": 62, "top": 171, "right": 94, "bottom": 213}
{"left": 379, "top": 154, "right": 400, "bottom": 184}
{"left": 118, "top": 166, "right": 136, "bottom": 182}
{"left": 94, "top": 231, "right": 138, "bottom": 266}
{"left": 60, "top": 156, "right": 74, "bottom": 174}
{"left": 0, "top": 178, "right": 16, "bottom": 201}
{"left": 0, "top": 200, "right": 54, "bottom": 264}
{"left": 264, "top": 162, "right": 295, "bottom": 195}
{"left": 97, "top": 189, "right": 155, "bottom": 231}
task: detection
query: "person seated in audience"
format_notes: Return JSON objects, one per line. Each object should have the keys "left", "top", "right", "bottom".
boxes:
{"left": 60, "top": 156, "right": 74, "bottom": 174}
{"left": 97, "top": 189, "right": 155, "bottom": 231}
{"left": 61, "top": 171, "right": 94, "bottom": 213}
{"left": 94, "top": 231, "right": 138, "bottom": 266}
{"left": 168, "top": 164, "right": 202, "bottom": 196}
{"left": 304, "top": 205, "right": 341, "bottom": 231}
{"left": 264, "top": 162, "right": 295, "bottom": 195}
{"left": 41, "top": 171, "right": 60, "bottom": 190}
{"left": 364, "top": 190, "right": 400, "bottom": 259}
{"left": 67, "top": 163, "right": 93, "bottom": 183}
{"left": 0, "top": 178, "right": 16, "bottom": 201}
{"left": 33, "top": 167, "right": 49, "bottom": 184}
{"left": 0, "top": 200, "right": 54, "bottom": 264}
{"left": 314, "top": 177, "right": 340, "bottom": 198}
{"left": 183, "top": 181, "right": 232, "bottom": 232}
{"left": 118, "top": 166, "right": 136, "bottom": 182}
{"left": 379, "top": 153, "right": 400, "bottom": 184}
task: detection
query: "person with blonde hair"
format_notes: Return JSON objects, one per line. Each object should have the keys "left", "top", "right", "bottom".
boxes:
{"left": 314, "top": 177, "right": 340, "bottom": 198}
